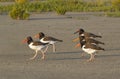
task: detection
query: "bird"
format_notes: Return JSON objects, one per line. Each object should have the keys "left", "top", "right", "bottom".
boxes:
{"left": 34, "top": 32, "right": 63, "bottom": 52}
{"left": 74, "top": 36, "right": 105, "bottom": 46}
{"left": 22, "top": 36, "right": 49, "bottom": 60}
{"left": 78, "top": 36, "right": 105, "bottom": 62}
{"left": 75, "top": 36, "right": 105, "bottom": 57}
{"left": 74, "top": 28, "right": 102, "bottom": 38}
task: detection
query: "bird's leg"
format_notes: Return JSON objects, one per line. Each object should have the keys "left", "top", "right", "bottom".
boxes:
{"left": 53, "top": 44, "right": 56, "bottom": 52}
{"left": 44, "top": 45, "right": 49, "bottom": 53}
{"left": 93, "top": 53, "right": 96, "bottom": 59}
{"left": 94, "top": 51, "right": 98, "bottom": 57}
{"left": 87, "top": 54, "right": 94, "bottom": 62}
{"left": 29, "top": 50, "right": 38, "bottom": 60}
{"left": 81, "top": 52, "right": 85, "bottom": 57}
{"left": 40, "top": 50, "right": 45, "bottom": 60}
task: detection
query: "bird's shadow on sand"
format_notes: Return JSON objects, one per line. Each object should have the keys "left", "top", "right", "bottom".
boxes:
{"left": 46, "top": 51, "right": 82, "bottom": 60}
{"left": 48, "top": 57, "right": 83, "bottom": 61}
{"left": 47, "top": 54, "right": 120, "bottom": 61}
{"left": 105, "top": 48, "right": 120, "bottom": 51}
{"left": 96, "top": 54, "right": 120, "bottom": 58}
{"left": 29, "top": 16, "right": 72, "bottom": 20}
{"left": 45, "top": 50, "right": 120, "bottom": 61}
{"left": 54, "top": 51, "right": 82, "bottom": 54}
{"left": 25, "top": 48, "right": 120, "bottom": 61}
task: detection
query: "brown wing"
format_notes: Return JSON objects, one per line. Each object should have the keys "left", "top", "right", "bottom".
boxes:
{"left": 85, "top": 43, "right": 104, "bottom": 50}
{"left": 32, "top": 41, "right": 48, "bottom": 46}
{"left": 44, "top": 36, "right": 63, "bottom": 42}
{"left": 84, "top": 32, "right": 102, "bottom": 38}
{"left": 86, "top": 38, "right": 104, "bottom": 45}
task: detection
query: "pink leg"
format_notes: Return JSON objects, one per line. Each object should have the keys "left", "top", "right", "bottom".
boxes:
{"left": 41, "top": 50, "right": 45, "bottom": 60}
{"left": 53, "top": 44, "right": 56, "bottom": 52}
{"left": 29, "top": 50, "right": 38, "bottom": 60}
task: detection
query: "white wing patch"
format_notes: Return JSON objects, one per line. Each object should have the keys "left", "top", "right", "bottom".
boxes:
{"left": 40, "top": 38, "right": 56, "bottom": 44}
{"left": 80, "top": 34, "right": 85, "bottom": 36}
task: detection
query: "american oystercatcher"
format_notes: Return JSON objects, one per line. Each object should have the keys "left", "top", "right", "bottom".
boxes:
{"left": 34, "top": 32, "right": 63, "bottom": 52}
{"left": 74, "top": 36, "right": 105, "bottom": 46}
{"left": 78, "top": 36, "right": 105, "bottom": 61}
{"left": 74, "top": 28, "right": 102, "bottom": 38}
{"left": 22, "top": 36, "right": 49, "bottom": 60}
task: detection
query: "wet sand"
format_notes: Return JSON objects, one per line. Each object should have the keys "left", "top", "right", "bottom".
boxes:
{"left": 0, "top": 12, "right": 120, "bottom": 79}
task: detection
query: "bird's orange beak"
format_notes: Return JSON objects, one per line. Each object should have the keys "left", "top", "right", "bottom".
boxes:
{"left": 75, "top": 43, "right": 81, "bottom": 48}
{"left": 34, "top": 34, "right": 39, "bottom": 38}
{"left": 72, "top": 37, "right": 79, "bottom": 42}
{"left": 74, "top": 30, "right": 79, "bottom": 34}
{"left": 22, "top": 38, "right": 27, "bottom": 44}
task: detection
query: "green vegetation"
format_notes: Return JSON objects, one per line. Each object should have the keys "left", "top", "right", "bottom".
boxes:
{"left": 111, "top": 0, "right": 120, "bottom": 11}
{"left": 9, "top": 0, "right": 30, "bottom": 20}
{"left": 0, "top": 0, "right": 120, "bottom": 17}
{"left": 15, "top": 0, "right": 28, "bottom": 4}
{"left": 50, "top": 0, "right": 67, "bottom": 15}
{"left": 0, "top": 0, "right": 14, "bottom": 2}
{"left": 105, "top": 12, "right": 120, "bottom": 17}
{"left": 9, "top": 5, "right": 30, "bottom": 20}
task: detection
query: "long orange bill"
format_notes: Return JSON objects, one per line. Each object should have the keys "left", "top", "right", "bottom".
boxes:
{"left": 74, "top": 30, "right": 79, "bottom": 34}
{"left": 75, "top": 43, "right": 81, "bottom": 48}
{"left": 34, "top": 34, "right": 39, "bottom": 38}
{"left": 22, "top": 38, "right": 27, "bottom": 44}
{"left": 72, "top": 37, "right": 79, "bottom": 42}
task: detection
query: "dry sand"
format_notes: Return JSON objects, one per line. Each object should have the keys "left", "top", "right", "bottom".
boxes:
{"left": 0, "top": 12, "right": 120, "bottom": 79}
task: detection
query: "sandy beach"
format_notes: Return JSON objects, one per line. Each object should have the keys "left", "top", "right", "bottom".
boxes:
{"left": 0, "top": 12, "right": 120, "bottom": 79}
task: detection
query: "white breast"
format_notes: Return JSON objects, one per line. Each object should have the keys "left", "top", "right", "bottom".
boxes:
{"left": 29, "top": 42, "right": 46, "bottom": 51}
{"left": 82, "top": 45, "right": 97, "bottom": 54}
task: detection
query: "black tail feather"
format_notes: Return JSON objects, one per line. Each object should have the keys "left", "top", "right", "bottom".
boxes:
{"left": 58, "top": 40, "right": 63, "bottom": 42}
{"left": 96, "top": 35, "right": 102, "bottom": 38}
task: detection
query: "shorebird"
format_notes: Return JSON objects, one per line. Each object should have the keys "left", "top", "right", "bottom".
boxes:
{"left": 74, "top": 28, "right": 102, "bottom": 38}
{"left": 34, "top": 32, "right": 63, "bottom": 52}
{"left": 78, "top": 36, "right": 105, "bottom": 62}
{"left": 74, "top": 36, "right": 105, "bottom": 46}
{"left": 22, "top": 36, "right": 49, "bottom": 60}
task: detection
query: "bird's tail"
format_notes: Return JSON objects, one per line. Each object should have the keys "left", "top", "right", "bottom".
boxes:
{"left": 57, "top": 39, "right": 63, "bottom": 42}
{"left": 101, "top": 42, "right": 105, "bottom": 45}
{"left": 101, "top": 48, "right": 105, "bottom": 51}
{"left": 96, "top": 35, "right": 102, "bottom": 38}
{"left": 99, "top": 41, "right": 105, "bottom": 45}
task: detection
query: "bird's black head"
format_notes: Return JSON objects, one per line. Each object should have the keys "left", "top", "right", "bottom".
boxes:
{"left": 39, "top": 32, "right": 45, "bottom": 39}
{"left": 79, "top": 36, "right": 86, "bottom": 48}
{"left": 74, "top": 28, "right": 85, "bottom": 35}
{"left": 79, "top": 36, "right": 85, "bottom": 41}
{"left": 26, "top": 36, "right": 33, "bottom": 44}
{"left": 80, "top": 40, "right": 86, "bottom": 48}
{"left": 79, "top": 28, "right": 84, "bottom": 34}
